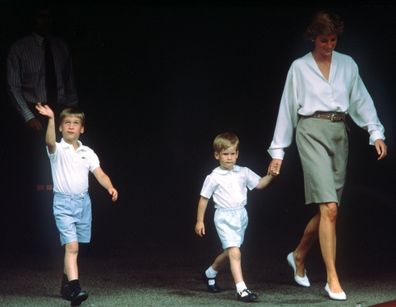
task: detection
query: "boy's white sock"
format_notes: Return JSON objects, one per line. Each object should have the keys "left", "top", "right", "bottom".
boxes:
{"left": 236, "top": 281, "right": 247, "bottom": 294}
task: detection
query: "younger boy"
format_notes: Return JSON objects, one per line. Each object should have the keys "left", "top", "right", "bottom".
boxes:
{"left": 36, "top": 103, "right": 118, "bottom": 306}
{"left": 195, "top": 132, "right": 273, "bottom": 303}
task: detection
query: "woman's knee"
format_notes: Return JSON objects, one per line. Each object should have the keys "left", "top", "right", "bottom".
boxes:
{"left": 320, "top": 202, "right": 338, "bottom": 222}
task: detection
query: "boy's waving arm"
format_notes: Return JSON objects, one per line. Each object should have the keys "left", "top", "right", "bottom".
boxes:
{"left": 35, "top": 103, "right": 56, "bottom": 153}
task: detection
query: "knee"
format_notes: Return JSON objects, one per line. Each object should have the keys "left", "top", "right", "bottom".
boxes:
{"left": 65, "top": 242, "right": 79, "bottom": 255}
{"left": 227, "top": 247, "right": 241, "bottom": 261}
{"left": 320, "top": 203, "right": 338, "bottom": 222}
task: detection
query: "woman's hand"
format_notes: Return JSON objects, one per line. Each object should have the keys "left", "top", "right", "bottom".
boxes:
{"left": 374, "top": 139, "right": 387, "bottom": 160}
{"left": 268, "top": 159, "right": 283, "bottom": 176}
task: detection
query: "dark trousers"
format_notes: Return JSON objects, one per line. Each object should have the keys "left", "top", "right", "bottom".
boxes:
{"left": 5, "top": 122, "right": 58, "bottom": 255}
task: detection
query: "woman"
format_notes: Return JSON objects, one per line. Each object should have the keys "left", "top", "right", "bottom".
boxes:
{"left": 267, "top": 10, "right": 387, "bottom": 301}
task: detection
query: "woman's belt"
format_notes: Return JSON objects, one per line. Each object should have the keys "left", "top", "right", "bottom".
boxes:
{"left": 302, "top": 111, "right": 346, "bottom": 122}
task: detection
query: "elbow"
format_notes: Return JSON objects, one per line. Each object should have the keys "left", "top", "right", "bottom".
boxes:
{"left": 47, "top": 144, "right": 56, "bottom": 153}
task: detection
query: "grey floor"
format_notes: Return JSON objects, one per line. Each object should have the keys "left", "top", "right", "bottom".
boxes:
{"left": 1, "top": 241, "right": 395, "bottom": 307}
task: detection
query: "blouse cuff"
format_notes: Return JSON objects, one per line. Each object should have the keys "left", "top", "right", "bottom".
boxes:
{"left": 369, "top": 130, "right": 385, "bottom": 145}
{"left": 267, "top": 148, "right": 285, "bottom": 160}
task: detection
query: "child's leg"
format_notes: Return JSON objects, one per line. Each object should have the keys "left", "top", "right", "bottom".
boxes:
{"left": 210, "top": 249, "right": 228, "bottom": 272}
{"left": 202, "top": 250, "right": 228, "bottom": 292}
{"left": 204, "top": 249, "right": 228, "bottom": 279}
{"left": 227, "top": 247, "right": 243, "bottom": 284}
{"left": 62, "top": 240, "right": 88, "bottom": 304}
{"left": 228, "top": 246, "right": 258, "bottom": 302}
{"left": 64, "top": 241, "right": 79, "bottom": 280}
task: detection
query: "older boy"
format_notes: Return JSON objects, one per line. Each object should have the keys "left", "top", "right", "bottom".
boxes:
{"left": 195, "top": 132, "right": 273, "bottom": 303}
{"left": 36, "top": 103, "right": 118, "bottom": 306}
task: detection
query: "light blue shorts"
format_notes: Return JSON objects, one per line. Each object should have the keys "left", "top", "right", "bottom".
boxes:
{"left": 214, "top": 207, "right": 248, "bottom": 250}
{"left": 53, "top": 192, "right": 92, "bottom": 246}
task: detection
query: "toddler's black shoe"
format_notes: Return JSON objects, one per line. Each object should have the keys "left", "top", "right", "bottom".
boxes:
{"left": 201, "top": 272, "right": 222, "bottom": 293}
{"left": 237, "top": 289, "right": 258, "bottom": 303}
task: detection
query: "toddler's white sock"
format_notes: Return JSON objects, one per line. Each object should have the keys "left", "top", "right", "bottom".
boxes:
{"left": 205, "top": 266, "right": 218, "bottom": 285}
{"left": 236, "top": 281, "right": 247, "bottom": 294}
{"left": 205, "top": 266, "right": 218, "bottom": 279}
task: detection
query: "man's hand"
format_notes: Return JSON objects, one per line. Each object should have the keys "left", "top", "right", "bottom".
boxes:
{"left": 26, "top": 118, "right": 43, "bottom": 131}
{"left": 374, "top": 139, "right": 388, "bottom": 160}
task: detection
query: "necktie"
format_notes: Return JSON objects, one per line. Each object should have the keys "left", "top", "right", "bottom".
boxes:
{"left": 43, "top": 37, "right": 58, "bottom": 106}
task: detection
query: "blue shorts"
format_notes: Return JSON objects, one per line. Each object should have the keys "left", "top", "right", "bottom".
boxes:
{"left": 214, "top": 207, "right": 248, "bottom": 250}
{"left": 53, "top": 192, "right": 92, "bottom": 246}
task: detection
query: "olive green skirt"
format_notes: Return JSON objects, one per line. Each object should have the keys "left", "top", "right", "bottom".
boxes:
{"left": 296, "top": 117, "right": 349, "bottom": 205}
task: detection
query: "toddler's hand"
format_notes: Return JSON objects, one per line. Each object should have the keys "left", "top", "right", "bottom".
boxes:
{"left": 195, "top": 221, "right": 205, "bottom": 237}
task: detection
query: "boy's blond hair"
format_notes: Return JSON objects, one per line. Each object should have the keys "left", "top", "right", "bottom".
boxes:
{"left": 213, "top": 132, "right": 239, "bottom": 153}
{"left": 59, "top": 107, "right": 85, "bottom": 126}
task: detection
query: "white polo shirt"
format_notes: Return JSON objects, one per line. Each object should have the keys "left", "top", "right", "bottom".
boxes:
{"left": 200, "top": 165, "right": 260, "bottom": 209}
{"left": 47, "top": 138, "right": 100, "bottom": 195}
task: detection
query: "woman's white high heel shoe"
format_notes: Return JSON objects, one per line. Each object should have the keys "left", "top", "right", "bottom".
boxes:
{"left": 287, "top": 252, "right": 310, "bottom": 287}
{"left": 325, "top": 283, "right": 347, "bottom": 301}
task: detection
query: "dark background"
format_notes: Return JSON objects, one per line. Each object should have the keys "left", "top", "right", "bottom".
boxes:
{"left": 0, "top": 0, "right": 395, "bottom": 269}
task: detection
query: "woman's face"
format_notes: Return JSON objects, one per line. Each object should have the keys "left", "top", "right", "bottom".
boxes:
{"left": 314, "top": 34, "right": 338, "bottom": 58}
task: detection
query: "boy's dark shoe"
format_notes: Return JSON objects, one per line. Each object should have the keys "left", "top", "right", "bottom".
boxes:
{"left": 237, "top": 289, "right": 258, "bottom": 303}
{"left": 60, "top": 274, "right": 70, "bottom": 300}
{"left": 61, "top": 278, "right": 88, "bottom": 306}
{"left": 201, "top": 272, "right": 222, "bottom": 293}
{"left": 69, "top": 289, "right": 88, "bottom": 306}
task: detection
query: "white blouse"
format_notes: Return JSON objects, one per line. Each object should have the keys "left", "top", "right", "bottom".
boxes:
{"left": 268, "top": 51, "right": 385, "bottom": 159}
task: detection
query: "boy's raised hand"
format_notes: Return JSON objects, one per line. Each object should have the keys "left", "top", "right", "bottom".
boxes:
{"left": 35, "top": 103, "right": 54, "bottom": 119}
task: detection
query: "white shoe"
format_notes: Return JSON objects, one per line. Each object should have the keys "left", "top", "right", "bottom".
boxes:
{"left": 287, "top": 252, "right": 310, "bottom": 287}
{"left": 325, "top": 283, "right": 347, "bottom": 301}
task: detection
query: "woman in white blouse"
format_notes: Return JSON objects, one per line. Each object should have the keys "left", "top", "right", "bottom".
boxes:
{"left": 267, "top": 11, "right": 387, "bottom": 301}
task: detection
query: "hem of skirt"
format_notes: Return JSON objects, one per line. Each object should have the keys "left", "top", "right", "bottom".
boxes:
{"left": 305, "top": 199, "right": 339, "bottom": 205}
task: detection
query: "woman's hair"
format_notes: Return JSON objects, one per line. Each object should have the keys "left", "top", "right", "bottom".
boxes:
{"left": 304, "top": 10, "right": 344, "bottom": 40}
{"left": 213, "top": 132, "right": 239, "bottom": 153}
{"left": 59, "top": 107, "right": 85, "bottom": 126}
